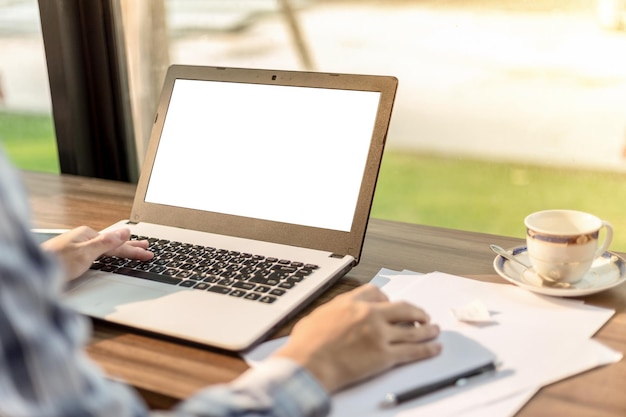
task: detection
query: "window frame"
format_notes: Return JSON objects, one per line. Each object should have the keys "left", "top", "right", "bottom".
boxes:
{"left": 38, "top": 0, "right": 138, "bottom": 182}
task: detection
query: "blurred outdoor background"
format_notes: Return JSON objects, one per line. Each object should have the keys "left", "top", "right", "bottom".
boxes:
{"left": 1, "top": 0, "right": 626, "bottom": 249}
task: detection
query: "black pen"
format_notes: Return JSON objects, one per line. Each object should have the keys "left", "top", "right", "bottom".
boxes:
{"left": 380, "top": 361, "right": 497, "bottom": 408}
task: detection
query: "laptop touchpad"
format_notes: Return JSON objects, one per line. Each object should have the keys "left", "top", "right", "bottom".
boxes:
{"left": 64, "top": 273, "right": 171, "bottom": 316}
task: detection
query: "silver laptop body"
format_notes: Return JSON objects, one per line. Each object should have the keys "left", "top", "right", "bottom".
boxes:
{"left": 63, "top": 65, "right": 398, "bottom": 351}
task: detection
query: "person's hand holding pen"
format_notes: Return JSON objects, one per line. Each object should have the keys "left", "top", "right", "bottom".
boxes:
{"left": 274, "top": 284, "right": 442, "bottom": 393}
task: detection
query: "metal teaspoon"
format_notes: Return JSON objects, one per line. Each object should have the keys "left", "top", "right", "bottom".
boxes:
{"left": 489, "top": 244, "right": 571, "bottom": 289}
{"left": 489, "top": 244, "right": 531, "bottom": 269}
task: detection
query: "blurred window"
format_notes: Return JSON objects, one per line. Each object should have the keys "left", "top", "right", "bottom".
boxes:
{"left": 0, "top": 0, "right": 57, "bottom": 173}
{"left": 126, "top": 1, "right": 626, "bottom": 249}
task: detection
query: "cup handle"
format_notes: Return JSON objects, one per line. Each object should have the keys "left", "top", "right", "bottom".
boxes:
{"left": 595, "top": 221, "right": 613, "bottom": 258}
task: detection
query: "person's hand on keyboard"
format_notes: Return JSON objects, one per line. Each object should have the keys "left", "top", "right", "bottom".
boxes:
{"left": 274, "top": 284, "right": 442, "bottom": 393}
{"left": 41, "top": 226, "right": 153, "bottom": 281}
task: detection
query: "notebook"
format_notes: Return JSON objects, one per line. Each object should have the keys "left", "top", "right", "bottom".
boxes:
{"left": 63, "top": 65, "right": 398, "bottom": 351}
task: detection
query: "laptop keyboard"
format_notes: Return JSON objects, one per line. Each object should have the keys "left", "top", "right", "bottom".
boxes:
{"left": 90, "top": 235, "right": 319, "bottom": 304}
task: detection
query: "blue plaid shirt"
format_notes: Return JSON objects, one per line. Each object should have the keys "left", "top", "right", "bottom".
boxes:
{"left": 0, "top": 149, "right": 329, "bottom": 417}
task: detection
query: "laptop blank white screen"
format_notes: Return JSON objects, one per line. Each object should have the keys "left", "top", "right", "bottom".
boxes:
{"left": 145, "top": 79, "right": 381, "bottom": 232}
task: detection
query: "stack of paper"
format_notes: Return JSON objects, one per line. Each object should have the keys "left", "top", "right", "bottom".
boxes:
{"left": 243, "top": 269, "right": 622, "bottom": 416}
{"left": 369, "top": 269, "right": 622, "bottom": 416}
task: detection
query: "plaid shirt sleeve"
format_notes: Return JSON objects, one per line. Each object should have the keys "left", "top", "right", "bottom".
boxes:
{"left": 0, "top": 150, "right": 330, "bottom": 417}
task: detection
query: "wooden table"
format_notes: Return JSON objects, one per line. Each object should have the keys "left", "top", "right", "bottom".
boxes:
{"left": 22, "top": 170, "right": 626, "bottom": 416}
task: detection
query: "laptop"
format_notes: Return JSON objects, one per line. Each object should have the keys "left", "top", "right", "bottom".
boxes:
{"left": 63, "top": 65, "right": 398, "bottom": 351}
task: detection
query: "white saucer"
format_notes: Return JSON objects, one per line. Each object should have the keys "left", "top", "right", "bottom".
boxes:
{"left": 493, "top": 245, "right": 626, "bottom": 297}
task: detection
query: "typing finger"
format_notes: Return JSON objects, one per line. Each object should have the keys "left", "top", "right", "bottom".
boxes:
{"left": 109, "top": 242, "right": 154, "bottom": 261}
{"left": 125, "top": 239, "right": 150, "bottom": 250}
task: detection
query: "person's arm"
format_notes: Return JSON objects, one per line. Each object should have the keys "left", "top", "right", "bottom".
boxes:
{"left": 177, "top": 285, "right": 442, "bottom": 417}
{"left": 0, "top": 151, "right": 330, "bottom": 417}
{"left": 274, "top": 284, "right": 441, "bottom": 393}
{"left": 0, "top": 150, "right": 440, "bottom": 417}
{"left": 176, "top": 357, "right": 331, "bottom": 417}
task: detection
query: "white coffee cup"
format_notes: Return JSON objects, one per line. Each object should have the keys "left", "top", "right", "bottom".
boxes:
{"left": 524, "top": 210, "right": 613, "bottom": 284}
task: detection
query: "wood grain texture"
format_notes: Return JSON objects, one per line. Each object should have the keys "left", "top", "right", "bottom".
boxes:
{"left": 22, "top": 171, "right": 626, "bottom": 415}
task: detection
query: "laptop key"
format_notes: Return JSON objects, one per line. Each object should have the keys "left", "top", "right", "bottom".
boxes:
{"left": 294, "top": 269, "right": 313, "bottom": 278}
{"left": 207, "top": 285, "right": 231, "bottom": 295}
{"left": 110, "top": 257, "right": 129, "bottom": 267}
{"left": 219, "top": 270, "right": 239, "bottom": 279}
{"left": 151, "top": 258, "right": 169, "bottom": 266}
{"left": 267, "top": 271, "right": 290, "bottom": 281}
{"left": 176, "top": 270, "right": 193, "bottom": 279}
{"left": 254, "top": 285, "right": 271, "bottom": 293}
{"left": 101, "top": 265, "right": 118, "bottom": 273}
{"left": 178, "top": 263, "right": 195, "bottom": 271}
{"left": 173, "top": 254, "right": 190, "bottom": 262}
{"left": 116, "top": 267, "right": 182, "bottom": 285}
{"left": 217, "top": 278, "right": 236, "bottom": 287}
{"left": 258, "top": 296, "right": 277, "bottom": 304}
{"left": 244, "top": 293, "right": 261, "bottom": 301}
{"left": 272, "top": 265, "right": 298, "bottom": 273}
{"left": 167, "top": 260, "right": 186, "bottom": 269}
{"left": 248, "top": 276, "right": 279, "bottom": 286}
{"left": 269, "top": 288, "right": 286, "bottom": 297}
{"left": 203, "top": 274, "right": 220, "bottom": 283}
{"left": 149, "top": 265, "right": 167, "bottom": 274}
{"left": 136, "top": 263, "right": 153, "bottom": 271}
{"left": 193, "top": 282, "right": 210, "bottom": 290}
{"left": 233, "top": 281, "right": 256, "bottom": 291}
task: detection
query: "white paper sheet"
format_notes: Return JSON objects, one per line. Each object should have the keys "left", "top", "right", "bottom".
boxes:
{"left": 381, "top": 270, "right": 621, "bottom": 416}
{"left": 393, "top": 272, "right": 615, "bottom": 340}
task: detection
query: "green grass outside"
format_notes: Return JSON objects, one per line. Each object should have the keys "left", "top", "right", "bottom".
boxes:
{"left": 2, "top": 111, "right": 625, "bottom": 251}
{"left": 373, "top": 152, "right": 626, "bottom": 251}
{"left": 0, "top": 111, "right": 59, "bottom": 173}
